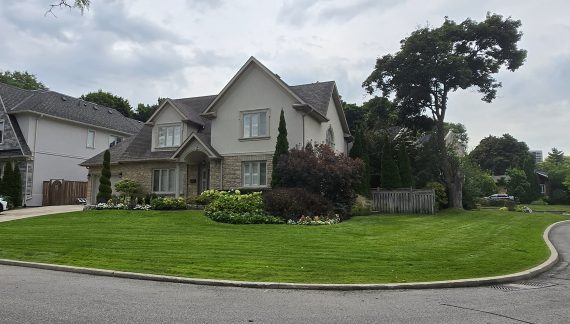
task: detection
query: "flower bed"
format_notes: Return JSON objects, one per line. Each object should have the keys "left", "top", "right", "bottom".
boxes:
{"left": 287, "top": 215, "right": 341, "bottom": 225}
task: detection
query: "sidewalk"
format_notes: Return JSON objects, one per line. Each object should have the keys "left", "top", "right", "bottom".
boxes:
{"left": 0, "top": 205, "right": 84, "bottom": 223}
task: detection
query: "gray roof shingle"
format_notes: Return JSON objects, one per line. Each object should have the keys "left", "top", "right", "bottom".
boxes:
{"left": 0, "top": 82, "right": 143, "bottom": 135}
{"left": 289, "top": 81, "right": 335, "bottom": 117}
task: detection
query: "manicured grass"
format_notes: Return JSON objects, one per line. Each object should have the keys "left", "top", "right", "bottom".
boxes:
{"left": 528, "top": 204, "right": 570, "bottom": 212}
{"left": 0, "top": 209, "right": 566, "bottom": 283}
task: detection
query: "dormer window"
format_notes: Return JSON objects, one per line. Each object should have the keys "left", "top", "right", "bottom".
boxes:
{"left": 158, "top": 125, "right": 181, "bottom": 148}
{"left": 109, "top": 135, "right": 122, "bottom": 148}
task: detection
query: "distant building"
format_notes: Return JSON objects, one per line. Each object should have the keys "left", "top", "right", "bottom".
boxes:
{"left": 530, "top": 150, "right": 543, "bottom": 163}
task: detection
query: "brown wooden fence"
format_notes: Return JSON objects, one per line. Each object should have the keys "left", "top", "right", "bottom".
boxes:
{"left": 370, "top": 188, "right": 435, "bottom": 214}
{"left": 42, "top": 179, "right": 87, "bottom": 206}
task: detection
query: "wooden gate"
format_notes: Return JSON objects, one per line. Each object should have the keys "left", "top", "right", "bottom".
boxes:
{"left": 42, "top": 179, "right": 87, "bottom": 206}
{"left": 371, "top": 188, "right": 435, "bottom": 214}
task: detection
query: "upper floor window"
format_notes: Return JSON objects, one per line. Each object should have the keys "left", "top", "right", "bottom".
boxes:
{"left": 0, "top": 120, "right": 4, "bottom": 144}
{"left": 242, "top": 110, "right": 268, "bottom": 138}
{"left": 87, "top": 129, "right": 95, "bottom": 148}
{"left": 109, "top": 135, "right": 122, "bottom": 148}
{"left": 158, "top": 125, "right": 181, "bottom": 148}
{"left": 326, "top": 126, "right": 335, "bottom": 149}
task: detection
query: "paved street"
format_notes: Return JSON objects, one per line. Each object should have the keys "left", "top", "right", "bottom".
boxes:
{"left": 0, "top": 222, "right": 568, "bottom": 323}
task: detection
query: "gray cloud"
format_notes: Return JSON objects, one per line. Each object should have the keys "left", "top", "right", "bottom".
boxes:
{"left": 186, "top": 0, "right": 224, "bottom": 11}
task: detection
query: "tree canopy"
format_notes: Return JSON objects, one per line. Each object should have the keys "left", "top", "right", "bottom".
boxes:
{"left": 81, "top": 90, "right": 133, "bottom": 118}
{"left": 469, "top": 134, "right": 531, "bottom": 175}
{"left": 363, "top": 13, "right": 527, "bottom": 208}
{"left": 0, "top": 70, "right": 47, "bottom": 90}
{"left": 133, "top": 98, "right": 165, "bottom": 122}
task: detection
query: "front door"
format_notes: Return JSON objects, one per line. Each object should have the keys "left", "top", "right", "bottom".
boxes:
{"left": 198, "top": 163, "right": 209, "bottom": 194}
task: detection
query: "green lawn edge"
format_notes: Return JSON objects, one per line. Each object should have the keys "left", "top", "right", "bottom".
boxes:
{"left": 0, "top": 209, "right": 567, "bottom": 284}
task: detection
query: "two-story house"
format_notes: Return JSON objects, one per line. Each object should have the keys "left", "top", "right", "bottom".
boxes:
{"left": 81, "top": 57, "right": 352, "bottom": 203}
{"left": 0, "top": 82, "right": 143, "bottom": 206}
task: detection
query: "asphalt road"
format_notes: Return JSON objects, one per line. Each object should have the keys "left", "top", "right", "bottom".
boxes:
{"left": 0, "top": 222, "right": 568, "bottom": 324}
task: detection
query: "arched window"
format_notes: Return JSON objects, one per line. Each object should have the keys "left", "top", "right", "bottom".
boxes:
{"left": 325, "top": 126, "right": 335, "bottom": 149}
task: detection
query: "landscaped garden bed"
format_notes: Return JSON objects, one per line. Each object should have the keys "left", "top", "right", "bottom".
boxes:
{"left": 0, "top": 209, "right": 566, "bottom": 284}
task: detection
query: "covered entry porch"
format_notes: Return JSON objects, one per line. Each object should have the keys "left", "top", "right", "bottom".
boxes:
{"left": 172, "top": 133, "right": 222, "bottom": 198}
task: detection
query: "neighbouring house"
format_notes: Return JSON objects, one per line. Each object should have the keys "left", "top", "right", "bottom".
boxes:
{"left": 535, "top": 170, "right": 550, "bottom": 196}
{"left": 0, "top": 82, "right": 143, "bottom": 206}
{"left": 81, "top": 57, "right": 352, "bottom": 203}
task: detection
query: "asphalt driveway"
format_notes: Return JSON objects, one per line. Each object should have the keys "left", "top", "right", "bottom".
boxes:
{"left": 0, "top": 205, "right": 84, "bottom": 223}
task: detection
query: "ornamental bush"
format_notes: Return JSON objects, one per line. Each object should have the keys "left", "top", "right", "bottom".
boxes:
{"left": 275, "top": 144, "right": 364, "bottom": 218}
{"left": 150, "top": 197, "right": 187, "bottom": 210}
{"left": 204, "top": 190, "right": 283, "bottom": 224}
{"left": 263, "top": 187, "right": 332, "bottom": 221}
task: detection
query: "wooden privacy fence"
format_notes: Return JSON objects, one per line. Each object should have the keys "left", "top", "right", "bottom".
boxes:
{"left": 42, "top": 179, "right": 87, "bottom": 206}
{"left": 370, "top": 188, "right": 435, "bottom": 214}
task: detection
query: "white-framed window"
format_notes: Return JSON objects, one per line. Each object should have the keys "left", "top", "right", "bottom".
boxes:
{"left": 242, "top": 161, "right": 267, "bottom": 187}
{"left": 86, "top": 129, "right": 95, "bottom": 148}
{"left": 109, "top": 135, "right": 122, "bottom": 148}
{"left": 158, "top": 125, "right": 182, "bottom": 147}
{"left": 0, "top": 119, "right": 4, "bottom": 144}
{"left": 242, "top": 110, "right": 268, "bottom": 138}
{"left": 325, "top": 126, "right": 335, "bottom": 149}
{"left": 152, "top": 169, "right": 176, "bottom": 193}
{"left": 540, "top": 184, "right": 546, "bottom": 194}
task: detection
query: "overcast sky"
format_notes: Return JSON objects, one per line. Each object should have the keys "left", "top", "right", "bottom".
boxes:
{"left": 0, "top": 0, "right": 568, "bottom": 154}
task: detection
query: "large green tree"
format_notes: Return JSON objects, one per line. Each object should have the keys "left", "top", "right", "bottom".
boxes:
{"left": 363, "top": 13, "right": 527, "bottom": 208}
{"left": 271, "top": 109, "right": 289, "bottom": 187}
{"left": 0, "top": 71, "right": 47, "bottom": 90}
{"left": 539, "top": 148, "right": 570, "bottom": 204}
{"left": 133, "top": 98, "right": 166, "bottom": 122}
{"left": 380, "top": 140, "right": 401, "bottom": 189}
{"left": 349, "top": 127, "right": 370, "bottom": 195}
{"left": 81, "top": 90, "right": 133, "bottom": 118}
{"left": 469, "top": 134, "right": 531, "bottom": 175}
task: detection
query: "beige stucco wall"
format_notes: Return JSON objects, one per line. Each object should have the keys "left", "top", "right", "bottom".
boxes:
{"left": 210, "top": 64, "right": 305, "bottom": 155}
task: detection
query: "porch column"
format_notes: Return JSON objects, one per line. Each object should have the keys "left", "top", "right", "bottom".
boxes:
{"left": 175, "top": 163, "right": 180, "bottom": 198}
{"left": 176, "top": 161, "right": 188, "bottom": 198}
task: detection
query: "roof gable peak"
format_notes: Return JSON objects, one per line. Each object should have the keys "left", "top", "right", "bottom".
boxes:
{"left": 201, "top": 56, "right": 306, "bottom": 115}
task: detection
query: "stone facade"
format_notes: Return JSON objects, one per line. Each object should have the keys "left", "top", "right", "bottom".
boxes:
{"left": 220, "top": 153, "right": 273, "bottom": 190}
{"left": 86, "top": 154, "right": 275, "bottom": 203}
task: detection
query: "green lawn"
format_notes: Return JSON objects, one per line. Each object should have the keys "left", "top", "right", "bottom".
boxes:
{"left": 528, "top": 204, "right": 570, "bottom": 212}
{"left": 0, "top": 209, "right": 566, "bottom": 284}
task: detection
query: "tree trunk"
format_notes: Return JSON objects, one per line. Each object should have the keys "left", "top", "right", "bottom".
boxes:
{"left": 436, "top": 120, "right": 464, "bottom": 209}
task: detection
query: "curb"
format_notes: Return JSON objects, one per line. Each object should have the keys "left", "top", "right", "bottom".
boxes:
{"left": 1, "top": 220, "right": 568, "bottom": 291}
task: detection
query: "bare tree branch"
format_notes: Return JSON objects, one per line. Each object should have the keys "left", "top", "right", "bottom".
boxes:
{"left": 45, "top": 0, "right": 90, "bottom": 17}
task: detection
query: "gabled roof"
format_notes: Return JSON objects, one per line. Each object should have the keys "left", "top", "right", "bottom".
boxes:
{"left": 289, "top": 81, "right": 335, "bottom": 117}
{"left": 171, "top": 132, "right": 221, "bottom": 160}
{"left": 0, "top": 82, "right": 143, "bottom": 135}
{"left": 81, "top": 125, "right": 173, "bottom": 166}
{"left": 202, "top": 57, "right": 327, "bottom": 120}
